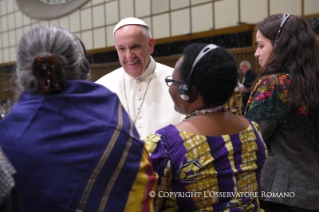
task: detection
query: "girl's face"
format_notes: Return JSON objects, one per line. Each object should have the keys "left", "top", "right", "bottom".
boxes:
{"left": 254, "top": 30, "right": 274, "bottom": 67}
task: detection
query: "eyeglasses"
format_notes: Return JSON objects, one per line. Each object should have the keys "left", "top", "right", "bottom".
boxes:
{"left": 165, "top": 76, "right": 184, "bottom": 87}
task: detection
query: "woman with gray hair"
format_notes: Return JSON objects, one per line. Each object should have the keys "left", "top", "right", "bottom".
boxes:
{"left": 0, "top": 25, "right": 157, "bottom": 212}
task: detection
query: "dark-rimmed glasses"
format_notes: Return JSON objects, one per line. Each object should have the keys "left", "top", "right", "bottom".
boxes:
{"left": 165, "top": 76, "right": 184, "bottom": 87}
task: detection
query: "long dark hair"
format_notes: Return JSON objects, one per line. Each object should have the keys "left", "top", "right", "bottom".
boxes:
{"left": 255, "top": 14, "right": 319, "bottom": 120}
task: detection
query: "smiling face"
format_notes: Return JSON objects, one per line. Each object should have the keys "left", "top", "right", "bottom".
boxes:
{"left": 255, "top": 30, "right": 274, "bottom": 67}
{"left": 114, "top": 25, "right": 155, "bottom": 77}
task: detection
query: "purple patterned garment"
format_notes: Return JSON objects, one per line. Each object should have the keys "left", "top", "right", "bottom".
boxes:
{"left": 146, "top": 120, "right": 267, "bottom": 212}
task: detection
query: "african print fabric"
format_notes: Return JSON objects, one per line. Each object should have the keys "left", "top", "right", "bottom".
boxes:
{"left": 145, "top": 120, "right": 267, "bottom": 212}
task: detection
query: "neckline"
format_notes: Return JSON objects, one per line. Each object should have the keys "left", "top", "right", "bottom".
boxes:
{"left": 184, "top": 106, "right": 226, "bottom": 120}
{"left": 174, "top": 123, "right": 253, "bottom": 138}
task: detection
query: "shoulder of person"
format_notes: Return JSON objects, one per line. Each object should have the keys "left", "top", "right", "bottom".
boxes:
{"left": 95, "top": 67, "right": 124, "bottom": 84}
{"left": 152, "top": 62, "right": 174, "bottom": 81}
{"left": 155, "top": 62, "right": 174, "bottom": 72}
{"left": 250, "top": 120, "right": 261, "bottom": 132}
{"left": 250, "top": 69, "right": 257, "bottom": 77}
{"left": 257, "top": 73, "right": 290, "bottom": 88}
{"left": 252, "top": 73, "right": 289, "bottom": 102}
{"left": 144, "top": 133, "right": 162, "bottom": 154}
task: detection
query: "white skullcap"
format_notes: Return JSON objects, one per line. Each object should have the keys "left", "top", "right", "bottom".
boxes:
{"left": 113, "top": 17, "right": 149, "bottom": 35}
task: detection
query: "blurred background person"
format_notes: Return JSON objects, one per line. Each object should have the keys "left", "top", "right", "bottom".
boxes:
{"left": 96, "top": 17, "right": 184, "bottom": 140}
{"left": 0, "top": 25, "right": 157, "bottom": 212}
{"left": 238, "top": 60, "right": 257, "bottom": 115}
{"left": 145, "top": 43, "right": 267, "bottom": 212}
{"left": 245, "top": 14, "right": 319, "bottom": 212}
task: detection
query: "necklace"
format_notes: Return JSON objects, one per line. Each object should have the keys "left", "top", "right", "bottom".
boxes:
{"left": 184, "top": 106, "right": 226, "bottom": 120}
{"left": 123, "top": 64, "right": 156, "bottom": 123}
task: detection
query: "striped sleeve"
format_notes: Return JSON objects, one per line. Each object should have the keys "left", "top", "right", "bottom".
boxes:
{"left": 124, "top": 146, "right": 158, "bottom": 212}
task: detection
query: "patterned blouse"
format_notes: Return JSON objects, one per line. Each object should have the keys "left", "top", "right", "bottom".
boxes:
{"left": 245, "top": 74, "right": 319, "bottom": 151}
{"left": 245, "top": 74, "right": 319, "bottom": 209}
{"left": 145, "top": 120, "right": 267, "bottom": 212}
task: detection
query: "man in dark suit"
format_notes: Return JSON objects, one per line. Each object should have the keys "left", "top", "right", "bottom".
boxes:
{"left": 239, "top": 60, "right": 257, "bottom": 115}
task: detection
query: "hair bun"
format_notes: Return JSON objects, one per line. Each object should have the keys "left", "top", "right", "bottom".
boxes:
{"left": 33, "top": 55, "right": 63, "bottom": 94}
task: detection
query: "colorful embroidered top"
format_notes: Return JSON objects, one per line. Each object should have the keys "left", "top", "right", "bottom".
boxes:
{"left": 245, "top": 74, "right": 319, "bottom": 151}
{"left": 244, "top": 74, "right": 319, "bottom": 209}
{"left": 145, "top": 121, "right": 267, "bottom": 212}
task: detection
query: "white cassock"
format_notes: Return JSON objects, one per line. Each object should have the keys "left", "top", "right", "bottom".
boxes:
{"left": 96, "top": 56, "right": 184, "bottom": 140}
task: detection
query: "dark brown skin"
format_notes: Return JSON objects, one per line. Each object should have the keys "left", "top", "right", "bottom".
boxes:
{"left": 176, "top": 112, "right": 250, "bottom": 136}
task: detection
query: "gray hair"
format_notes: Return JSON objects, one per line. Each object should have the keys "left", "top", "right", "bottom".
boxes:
{"left": 242, "top": 60, "right": 251, "bottom": 69}
{"left": 141, "top": 25, "right": 152, "bottom": 39}
{"left": 16, "top": 25, "right": 90, "bottom": 93}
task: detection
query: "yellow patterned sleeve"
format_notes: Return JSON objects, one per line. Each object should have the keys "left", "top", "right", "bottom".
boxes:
{"left": 144, "top": 134, "right": 178, "bottom": 212}
{"left": 145, "top": 134, "right": 162, "bottom": 154}
{"left": 252, "top": 121, "right": 264, "bottom": 140}
{"left": 155, "top": 162, "right": 178, "bottom": 212}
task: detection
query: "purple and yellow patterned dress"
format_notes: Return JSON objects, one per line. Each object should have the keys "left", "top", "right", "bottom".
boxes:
{"left": 145, "top": 119, "right": 267, "bottom": 212}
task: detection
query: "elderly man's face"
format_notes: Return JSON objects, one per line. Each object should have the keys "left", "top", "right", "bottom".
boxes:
{"left": 239, "top": 62, "right": 249, "bottom": 74}
{"left": 114, "top": 25, "right": 155, "bottom": 77}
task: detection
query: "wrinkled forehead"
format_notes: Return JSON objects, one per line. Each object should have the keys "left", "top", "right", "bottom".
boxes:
{"left": 114, "top": 25, "right": 145, "bottom": 39}
{"left": 240, "top": 62, "right": 247, "bottom": 68}
{"left": 114, "top": 26, "right": 148, "bottom": 45}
